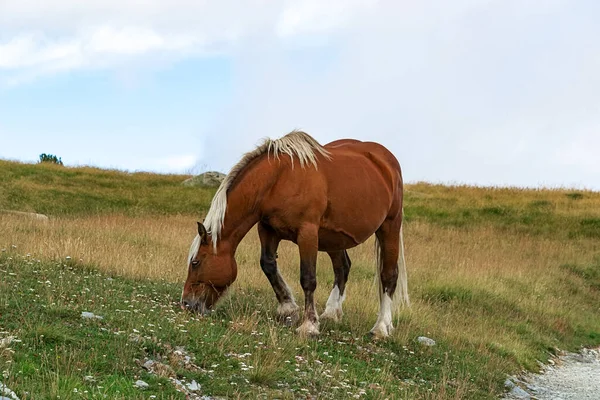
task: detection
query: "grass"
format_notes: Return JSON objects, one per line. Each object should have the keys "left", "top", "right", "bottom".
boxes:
{"left": 0, "top": 159, "right": 214, "bottom": 217}
{"left": 1, "top": 159, "right": 600, "bottom": 399}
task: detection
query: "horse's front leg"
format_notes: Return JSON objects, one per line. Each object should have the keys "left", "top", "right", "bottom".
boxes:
{"left": 258, "top": 223, "right": 299, "bottom": 324}
{"left": 296, "top": 224, "right": 320, "bottom": 336}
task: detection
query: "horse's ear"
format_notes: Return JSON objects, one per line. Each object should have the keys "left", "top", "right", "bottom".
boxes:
{"left": 197, "top": 222, "right": 208, "bottom": 244}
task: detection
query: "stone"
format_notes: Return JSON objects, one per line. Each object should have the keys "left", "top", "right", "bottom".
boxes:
{"left": 81, "top": 311, "right": 103, "bottom": 320}
{"left": 509, "top": 386, "right": 530, "bottom": 399}
{"left": 187, "top": 380, "right": 201, "bottom": 391}
{"left": 134, "top": 380, "right": 149, "bottom": 389}
{"left": 0, "top": 381, "right": 19, "bottom": 400}
{"left": 417, "top": 336, "right": 436, "bottom": 346}
{"left": 182, "top": 172, "right": 226, "bottom": 188}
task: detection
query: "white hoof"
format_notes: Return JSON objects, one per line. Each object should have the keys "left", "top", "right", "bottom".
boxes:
{"left": 321, "top": 286, "right": 345, "bottom": 323}
{"left": 296, "top": 320, "right": 320, "bottom": 336}
{"left": 320, "top": 307, "right": 343, "bottom": 322}
{"left": 370, "top": 322, "right": 393, "bottom": 339}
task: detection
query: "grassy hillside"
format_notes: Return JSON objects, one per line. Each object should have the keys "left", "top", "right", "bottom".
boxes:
{"left": 1, "top": 159, "right": 600, "bottom": 399}
{"left": 0, "top": 159, "right": 215, "bottom": 216}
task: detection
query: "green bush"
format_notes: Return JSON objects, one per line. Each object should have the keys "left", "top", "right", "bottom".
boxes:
{"left": 39, "top": 153, "right": 63, "bottom": 165}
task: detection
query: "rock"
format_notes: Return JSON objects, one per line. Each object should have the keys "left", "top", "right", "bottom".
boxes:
{"left": 187, "top": 380, "right": 201, "bottom": 391}
{"left": 134, "top": 380, "right": 149, "bottom": 390}
{"left": 0, "top": 209, "right": 49, "bottom": 222}
{"left": 508, "top": 386, "right": 531, "bottom": 399}
{"left": 0, "top": 336, "right": 15, "bottom": 348}
{"left": 182, "top": 172, "right": 226, "bottom": 188}
{"left": 417, "top": 336, "right": 436, "bottom": 346}
{"left": 143, "top": 360, "right": 155, "bottom": 370}
{"left": 81, "top": 311, "right": 103, "bottom": 320}
{"left": 0, "top": 381, "right": 20, "bottom": 400}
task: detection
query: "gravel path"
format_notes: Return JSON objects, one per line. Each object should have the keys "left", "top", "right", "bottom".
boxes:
{"left": 503, "top": 347, "right": 600, "bottom": 399}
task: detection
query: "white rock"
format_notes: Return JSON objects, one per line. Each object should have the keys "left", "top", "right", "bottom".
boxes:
{"left": 187, "top": 380, "right": 201, "bottom": 391}
{"left": 81, "top": 311, "right": 103, "bottom": 320}
{"left": 134, "top": 380, "right": 149, "bottom": 389}
{"left": 417, "top": 336, "right": 436, "bottom": 346}
{"left": 509, "top": 386, "right": 530, "bottom": 399}
{"left": 0, "top": 382, "right": 20, "bottom": 400}
{"left": 0, "top": 337, "right": 15, "bottom": 348}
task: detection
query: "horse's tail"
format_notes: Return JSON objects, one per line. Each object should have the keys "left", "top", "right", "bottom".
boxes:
{"left": 375, "top": 217, "right": 410, "bottom": 313}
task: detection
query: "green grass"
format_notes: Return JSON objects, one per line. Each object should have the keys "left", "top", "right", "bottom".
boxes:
{"left": 404, "top": 183, "right": 600, "bottom": 239}
{"left": 2, "top": 159, "right": 600, "bottom": 399}
{"left": 0, "top": 254, "right": 500, "bottom": 399}
{"left": 0, "top": 160, "right": 215, "bottom": 217}
{"left": 2, "top": 252, "right": 600, "bottom": 399}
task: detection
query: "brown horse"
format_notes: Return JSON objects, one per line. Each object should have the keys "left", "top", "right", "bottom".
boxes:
{"left": 181, "top": 130, "right": 409, "bottom": 338}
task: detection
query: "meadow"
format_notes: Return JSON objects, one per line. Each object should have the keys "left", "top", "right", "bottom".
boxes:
{"left": 1, "top": 159, "right": 600, "bottom": 399}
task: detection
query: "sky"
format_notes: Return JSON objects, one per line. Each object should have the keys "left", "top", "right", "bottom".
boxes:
{"left": 0, "top": 0, "right": 599, "bottom": 190}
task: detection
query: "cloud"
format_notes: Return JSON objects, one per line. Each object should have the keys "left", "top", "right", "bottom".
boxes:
{"left": 0, "top": 0, "right": 373, "bottom": 83}
{"left": 1, "top": 0, "right": 598, "bottom": 189}
{"left": 275, "top": 0, "right": 376, "bottom": 37}
{"left": 155, "top": 154, "right": 199, "bottom": 173}
{"left": 202, "top": 0, "right": 600, "bottom": 190}
{"left": 0, "top": 26, "right": 209, "bottom": 84}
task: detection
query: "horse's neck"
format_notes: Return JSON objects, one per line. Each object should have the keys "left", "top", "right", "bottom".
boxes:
{"left": 219, "top": 178, "right": 262, "bottom": 254}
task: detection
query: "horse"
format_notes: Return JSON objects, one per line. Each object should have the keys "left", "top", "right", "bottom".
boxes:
{"left": 181, "top": 130, "right": 409, "bottom": 338}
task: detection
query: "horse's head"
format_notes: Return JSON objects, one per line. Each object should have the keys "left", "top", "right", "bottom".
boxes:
{"left": 181, "top": 222, "right": 237, "bottom": 314}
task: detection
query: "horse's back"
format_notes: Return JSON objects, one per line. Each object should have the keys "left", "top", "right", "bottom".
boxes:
{"left": 259, "top": 137, "right": 403, "bottom": 250}
{"left": 315, "top": 139, "right": 403, "bottom": 248}
{"left": 324, "top": 139, "right": 402, "bottom": 176}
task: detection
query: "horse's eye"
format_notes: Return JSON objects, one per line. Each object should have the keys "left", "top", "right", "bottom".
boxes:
{"left": 191, "top": 260, "right": 199, "bottom": 267}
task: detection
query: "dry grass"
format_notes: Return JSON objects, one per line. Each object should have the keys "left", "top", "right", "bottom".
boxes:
{"left": 2, "top": 171, "right": 600, "bottom": 398}
{"left": 2, "top": 211, "right": 597, "bottom": 344}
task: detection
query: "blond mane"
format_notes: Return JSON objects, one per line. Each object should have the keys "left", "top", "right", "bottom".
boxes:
{"left": 202, "top": 130, "right": 331, "bottom": 252}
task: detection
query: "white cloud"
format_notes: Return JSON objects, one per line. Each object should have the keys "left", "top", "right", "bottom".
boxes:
{"left": 1, "top": 0, "right": 598, "bottom": 189}
{"left": 275, "top": 0, "right": 376, "bottom": 37}
{"left": 201, "top": 0, "right": 600, "bottom": 190}
{"left": 0, "top": 0, "right": 382, "bottom": 82}
{"left": 157, "top": 154, "right": 198, "bottom": 173}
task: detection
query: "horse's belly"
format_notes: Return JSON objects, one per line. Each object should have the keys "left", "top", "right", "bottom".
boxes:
{"left": 317, "top": 226, "right": 374, "bottom": 252}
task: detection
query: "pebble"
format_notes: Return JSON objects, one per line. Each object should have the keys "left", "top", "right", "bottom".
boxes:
{"left": 417, "top": 336, "right": 436, "bottom": 346}
{"left": 508, "top": 386, "right": 531, "bottom": 399}
{"left": 81, "top": 311, "right": 103, "bottom": 320}
{"left": 0, "top": 382, "right": 19, "bottom": 400}
{"left": 187, "top": 380, "right": 201, "bottom": 391}
{"left": 503, "top": 347, "right": 600, "bottom": 400}
{"left": 134, "top": 380, "right": 149, "bottom": 389}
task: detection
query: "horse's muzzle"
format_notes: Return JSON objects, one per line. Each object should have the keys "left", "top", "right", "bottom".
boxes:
{"left": 181, "top": 299, "right": 210, "bottom": 315}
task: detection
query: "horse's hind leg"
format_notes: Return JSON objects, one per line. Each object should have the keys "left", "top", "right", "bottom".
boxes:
{"left": 370, "top": 217, "right": 408, "bottom": 339}
{"left": 258, "top": 223, "right": 299, "bottom": 324}
{"left": 320, "top": 250, "right": 351, "bottom": 322}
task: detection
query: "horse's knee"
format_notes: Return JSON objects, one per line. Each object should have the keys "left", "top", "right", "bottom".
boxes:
{"left": 381, "top": 268, "right": 398, "bottom": 294}
{"left": 260, "top": 257, "right": 277, "bottom": 276}
{"left": 300, "top": 262, "right": 317, "bottom": 292}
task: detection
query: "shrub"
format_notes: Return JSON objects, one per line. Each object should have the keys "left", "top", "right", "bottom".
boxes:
{"left": 39, "top": 153, "right": 63, "bottom": 165}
